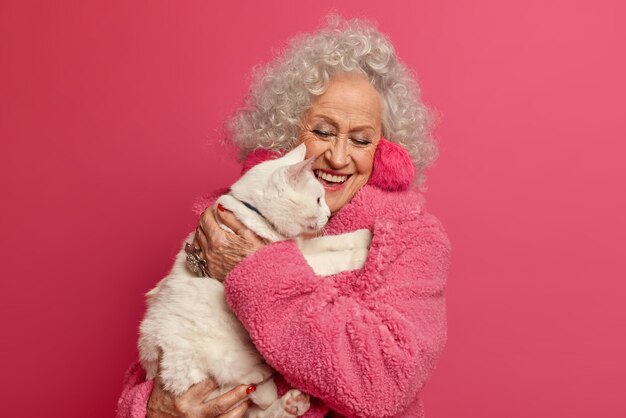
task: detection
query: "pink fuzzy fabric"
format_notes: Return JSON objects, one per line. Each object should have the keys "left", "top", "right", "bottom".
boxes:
{"left": 116, "top": 363, "right": 154, "bottom": 418}
{"left": 116, "top": 141, "right": 448, "bottom": 417}
{"left": 224, "top": 185, "right": 449, "bottom": 418}
{"left": 368, "top": 138, "right": 417, "bottom": 191}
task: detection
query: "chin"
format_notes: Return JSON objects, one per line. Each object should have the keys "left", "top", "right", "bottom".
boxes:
{"left": 327, "top": 202, "right": 344, "bottom": 214}
{"left": 326, "top": 190, "right": 354, "bottom": 214}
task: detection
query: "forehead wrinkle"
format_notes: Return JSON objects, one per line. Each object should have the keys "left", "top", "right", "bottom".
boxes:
{"left": 310, "top": 108, "right": 379, "bottom": 134}
{"left": 307, "top": 74, "right": 383, "bottom": 135}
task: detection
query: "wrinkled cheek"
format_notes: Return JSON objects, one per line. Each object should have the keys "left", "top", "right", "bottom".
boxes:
{"left": 361, "top": 150, "right": 376, "bottom": 177}
{"left": 301, "top": 137, "right": 329, "bottom": 160}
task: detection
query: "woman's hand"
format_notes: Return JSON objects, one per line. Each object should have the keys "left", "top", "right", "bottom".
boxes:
{"left": 147, "top": 375, "right": 253, "bottom": 418}
{"left": 193, "top": 205, "right": 266, "bottom": 281}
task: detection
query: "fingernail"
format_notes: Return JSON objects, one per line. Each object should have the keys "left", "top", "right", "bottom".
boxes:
{"left": 217, "top": 203, "right": 225, "bottom": 212}
{"left": 246, "top": 385, "right": 256, "bottom": 394}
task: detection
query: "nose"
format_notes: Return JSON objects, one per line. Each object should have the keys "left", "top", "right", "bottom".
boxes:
{"left": 325, "top": 138, "right": 350, "bottom": 169}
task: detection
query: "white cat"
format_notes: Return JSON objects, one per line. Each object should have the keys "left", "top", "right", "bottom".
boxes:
{"left": 138, "top": 144, "right": 372, "bottom": 418}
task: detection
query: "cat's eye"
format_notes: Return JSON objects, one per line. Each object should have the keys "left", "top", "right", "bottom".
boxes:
{"left": 317, "top": 197, "right": 321, "bottom": 205}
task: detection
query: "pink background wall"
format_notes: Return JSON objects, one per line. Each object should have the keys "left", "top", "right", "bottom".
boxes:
{"left": 1, "top": 1, "right": 624, "bottom": 417}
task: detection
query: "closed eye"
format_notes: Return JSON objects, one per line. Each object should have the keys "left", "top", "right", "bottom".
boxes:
{"left": 350, "top": 138, "right": 372, "bottom": 146}
{"left": 313, "top": 129, "right": 333, "bottom": 139}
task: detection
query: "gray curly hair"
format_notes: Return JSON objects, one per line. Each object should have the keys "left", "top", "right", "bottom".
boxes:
{"left": 227, "top": 16, "right": 438, "bottom": 186}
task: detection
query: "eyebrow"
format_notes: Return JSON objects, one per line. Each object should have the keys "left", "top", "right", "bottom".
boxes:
{"left": 312, "top": 114, "right": 377, "bottom": 133}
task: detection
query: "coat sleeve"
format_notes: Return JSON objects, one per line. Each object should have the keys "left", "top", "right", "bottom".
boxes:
{"left": 224, "top": 212, "right": 451, "bottom": 418}
{"left": 116, "top": 362, "right": 153, "bottom": 418}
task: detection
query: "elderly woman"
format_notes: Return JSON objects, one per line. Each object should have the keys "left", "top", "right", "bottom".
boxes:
{"left": 117, "top": 17, "right": 450, "bottom": 418}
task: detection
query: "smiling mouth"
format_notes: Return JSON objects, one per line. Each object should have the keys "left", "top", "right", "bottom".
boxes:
{"left": 314, "top": 169, "right": 351, "bottom": 185}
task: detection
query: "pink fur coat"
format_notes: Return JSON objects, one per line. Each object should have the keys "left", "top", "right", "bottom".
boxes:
{"left": 116, "top": 139, "right": 451, "bottom": 418}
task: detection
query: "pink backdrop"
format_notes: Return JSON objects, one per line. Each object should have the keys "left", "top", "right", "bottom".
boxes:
{"left": 1, "top": 1, "right": 625, "bottom": 417}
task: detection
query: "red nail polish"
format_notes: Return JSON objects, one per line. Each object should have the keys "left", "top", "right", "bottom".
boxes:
{"left": 246, "top": 385, "right": 256, "bottom": 394}
{"left": 217, "top": 203, "right": 225, "bottom": 212}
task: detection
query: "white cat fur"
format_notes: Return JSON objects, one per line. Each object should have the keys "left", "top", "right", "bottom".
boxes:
{"left": 138, "top": 144, "right": 371, "bottom": 417}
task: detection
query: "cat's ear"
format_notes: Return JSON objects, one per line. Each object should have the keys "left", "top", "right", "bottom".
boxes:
{"left": 284, "top": 157, "right": 315, "bottom": 186}
{"left": 281, "top": 143, "right": 307, "bottom": 165}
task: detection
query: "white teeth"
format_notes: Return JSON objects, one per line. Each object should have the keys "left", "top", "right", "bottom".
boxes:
{"left": 315, "top": 170, "right": 348, "bottom": 183}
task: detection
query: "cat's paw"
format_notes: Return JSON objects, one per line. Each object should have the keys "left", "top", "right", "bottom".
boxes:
{"left": 350, "top": 229, "right": 373, "bottom": 248}
{"left": 242, "top": 363, "right": 274, "bottom": 385}
{"left": 349, "top": 247, "right": 369, "bottom": 269}
{"left": 282, "top": 389, "right": 310, "bottom": 417}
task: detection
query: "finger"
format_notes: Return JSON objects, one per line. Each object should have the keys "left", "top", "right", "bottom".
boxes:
{"left": 217, "top": 400, "right": 251, "bottom": 418}
{"left": 197, "top": 209, "right": 227, "bottom": 249}
{"left": 201, "top": 385, "right": 251, "bottom": 416}
{"left": 200, "top": 206, "right": 220, "bottom": 232}
{"left": 152, "top": 375, "right": 165, "bottom": 393}
{"left": 195, "top": 229, "right": 209, "bottom": 254}
{"left": 216, "top": 209, "right": 265, "bottom": 246}
{"left": 215, "top": 206, "right": 246, "bottom": 234}
{"left": 236, "top": 227, "right": 267, "bottom": 247}
{"left": 182, "top": 377, "right": 220, "bottom": 401}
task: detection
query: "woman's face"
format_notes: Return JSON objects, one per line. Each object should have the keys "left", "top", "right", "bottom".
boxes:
{"left": 298, "top": 72, "right": 383, "bottom": 214}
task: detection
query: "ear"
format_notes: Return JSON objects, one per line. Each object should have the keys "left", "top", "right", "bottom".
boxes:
{"left": 284, "top": 157, "right": 315, "bottom": 186}
{"left": 368, "top": 138, "right": 416, "bottom": 191}
{"left": 281, "top": 143, "right": 307, "bottom": 165}
{"left": 241, "top": 148, "right": 282, "bottom": 174}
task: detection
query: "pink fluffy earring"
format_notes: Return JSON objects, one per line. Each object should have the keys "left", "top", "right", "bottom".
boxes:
{"left": 368, "top": 138, "right": 416, "bottom": 191}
